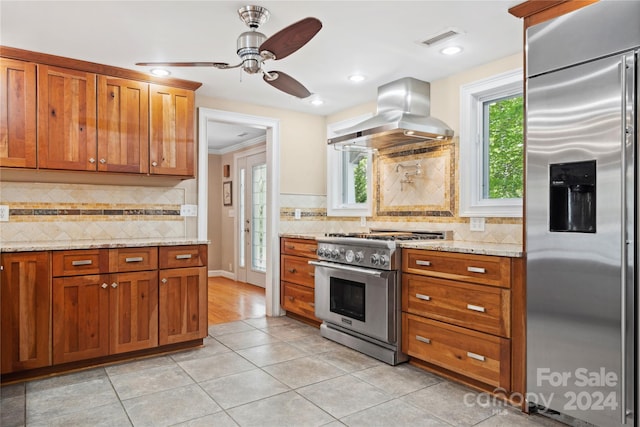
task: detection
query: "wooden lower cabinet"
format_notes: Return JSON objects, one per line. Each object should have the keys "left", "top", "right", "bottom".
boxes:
{"left": 1, "top": 252, "right": 51, "bottom": 374}
{"left": 53, "top": 274, "right": 111, "bottom": 364}
{"left": 159, "top": 266, "right": 207, "bottom": 345}
{"left": 403, "top": 313, "right": 510, "bottom": 389}
{"left": 280, "top": 237, "right": 320, "bottom": 324}
{"left": 281, "top": 281, "right": 317, "bottom": 320}
{"left": 109, "top": 271, "right": 159, "bottom": 354}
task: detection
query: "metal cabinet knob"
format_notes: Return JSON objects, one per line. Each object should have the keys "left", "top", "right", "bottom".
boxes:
{"left": 111, "top": 282, "right": 118, "bottom": 288}
{"left": 161, "top": 278, "right": 168, "bottom": 284}
{"left": 151, "top": 161, "right": 158, "bottom": 167}
{"left": 99, "top": 158, "right": 106, "bottom": 164}
{"left": 101, "top": 283, "right": 108, "bottom": 289}
{"left": 89, "top": 158, "right": 96, "bottom": 164}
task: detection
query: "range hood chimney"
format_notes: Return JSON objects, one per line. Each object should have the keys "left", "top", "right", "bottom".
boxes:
{"left": 327, "top": 77, "right": 454, "bottom": 150}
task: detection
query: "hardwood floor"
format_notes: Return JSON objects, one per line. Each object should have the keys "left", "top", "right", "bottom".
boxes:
{"left": 207, "top": 276, "right": 266, "bottom": 324}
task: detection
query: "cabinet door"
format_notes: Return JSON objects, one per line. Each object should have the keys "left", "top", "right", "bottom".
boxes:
{"left": 0, "top": 58, "right": 36, "bottom": 168}
{"left": 1, "top": 252, "right": 51, "bottom": 374}
{"left": 97, "top": 76, "right": 149, "bottom": 173}
{"left": 110, "top": 271, "right": 158, "bottom": 354}
{"left": 38, "top": 65, "right": 97, "bottom": 171}
{"left": 53, "top": 274, "right": 110, "bottom": 364}
{"left": 158, "top": 266, "right": 207, "bottom": 345}
{"left": 149, "top": 84, "right": 194, "bottom": 177}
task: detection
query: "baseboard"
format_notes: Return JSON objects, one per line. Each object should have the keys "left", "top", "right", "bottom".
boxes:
{"left": 208, "top": 270, "right": 236, "bottom": 280}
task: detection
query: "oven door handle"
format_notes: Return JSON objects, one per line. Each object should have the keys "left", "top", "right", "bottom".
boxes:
{"left": 308, "top": 260, "right": 385, "bottom": 277}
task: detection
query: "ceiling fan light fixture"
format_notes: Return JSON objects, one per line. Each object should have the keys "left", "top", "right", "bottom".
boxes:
{"left": 348, "top": 74, "right": 366, "bottom": 83}
{"left": 310, "top": 98, "right": 324, "bottom": 106}
{"left": 150, "top": 68, "right": 171, "bottom": 77}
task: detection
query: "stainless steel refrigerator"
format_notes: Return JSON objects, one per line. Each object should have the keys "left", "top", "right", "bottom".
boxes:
{"left": 526, "top": 2, "right": 639, "bottom": 426}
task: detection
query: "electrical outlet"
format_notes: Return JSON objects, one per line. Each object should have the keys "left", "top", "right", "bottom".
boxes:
{"left": 294, "top": 209, "right": 301, "bottom": 220}
{"left": 0, "top": 205, "right": 9, "bottom": 222}
{"left": 360, "top": 216, "right": 367, "bottom": 227}
{"left": 470, "top": 217, "right": 485, "bottom": 232}
{"left": 180, "top": 204, "right": 198, "bottom": 217}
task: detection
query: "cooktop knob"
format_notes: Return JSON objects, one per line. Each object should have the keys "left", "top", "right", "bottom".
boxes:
{"left": 331, "top": 249, "right": 340, "bottom": 259}
{"left": 371, "top": 254, "right": 380, "bottom": 265}
{"left": 379, "top": 254, "right": 389, "bottom": 266}
{"left": 355, "top": 251, "right": 364, "bottom": 262}
{"left": 345, "top": 250, "right": 355, "bottom": 263}
{"left": 317, "top": 248, "right": 325, "bottom": 257}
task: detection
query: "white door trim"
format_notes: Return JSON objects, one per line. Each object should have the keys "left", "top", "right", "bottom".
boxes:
{"left": 198, "top": 107, "right": 282, "bottom": 316}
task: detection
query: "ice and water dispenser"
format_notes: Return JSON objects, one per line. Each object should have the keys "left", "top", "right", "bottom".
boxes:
{"left": 549, "top": 160, "right": 596, "bottom": 233}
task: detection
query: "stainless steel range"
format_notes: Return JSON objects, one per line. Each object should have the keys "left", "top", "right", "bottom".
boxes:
{"left": 310, "top": 230, "right": 449, "bottom": 365}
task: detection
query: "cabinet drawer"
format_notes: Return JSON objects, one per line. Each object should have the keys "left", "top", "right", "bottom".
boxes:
{"left": 402, "top": 274, "right": 510, "bottom": 337}
{"left": 281, "top": 281, "right": 318, "bottom": 321}
{"left": 281, "top": 254, "right": 315, "bottom": 287}
{"left": 109, "top": 247, "right": 158, "bottom": 272}
{"left": 281, "top": 238, "right": 317, "bottom": 258}
{"left": 402, "top": 313, "right": 510, "bottom": 389}
{"left": 159, "top": 245, "right": 206, "bottom": 269}
{"left": 402, "top": 249, "right": 511, "bottom": 288}
{"left": 52, "top": 249, "right": 109, "bottom": 276}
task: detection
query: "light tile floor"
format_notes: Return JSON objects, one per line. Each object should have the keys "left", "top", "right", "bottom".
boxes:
{"left": 1, "top": 316, "right": 568, "bottom": 427}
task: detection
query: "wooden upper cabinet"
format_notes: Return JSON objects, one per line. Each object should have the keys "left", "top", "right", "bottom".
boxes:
{"left": 38, "top": 65, "right": 97, "bottom": 171}
{"left": 0, "top": 58, "right": 37, "bottom": 168}
{"left": 97, "top": 76, "right": 149, "bottom": 173}
{"left": 149, "top": 84, "right": 195, "bottom": 177}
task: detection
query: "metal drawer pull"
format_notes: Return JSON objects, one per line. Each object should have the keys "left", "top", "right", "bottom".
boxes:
{"left": 416, "top": 335, "right": 431, "bottom": 344}
{"left": 286, "top": 245, "right": 295, "bottom": 249}
{"left": 466, "top": 304, "right": 486, "bottom": 313}
{"left": 416, "top": 293, "right": 431, "bottom": 301}
{"left": 72, "top": 260, "right": 92, "bottom": 266}
{"left": 415, "top": 260, "right": 431, "bottom": 266}
{"left": 288, "top": 268, "right": 297, "bottom": 273}
{"left": 467, "top": 352, "right": 486, "bottom": 362}
{"left": 125, "top": 257, "right": 144, "bottom": 263}
{"left": 175, "top": 254, "right": 192, "bottom": 260}
{"left": 467, "top": 266, "right": 486, "bottom": 274}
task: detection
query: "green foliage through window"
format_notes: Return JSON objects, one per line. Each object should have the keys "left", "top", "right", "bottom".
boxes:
{"left": 484, "top": 95, "right": 523, "bottom": 199}
{"left": 354, "top": 157, "right": 368, "bottom": 203}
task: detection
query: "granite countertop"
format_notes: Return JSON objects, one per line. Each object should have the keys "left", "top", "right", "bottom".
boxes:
{"left": 398, "top": 240, "right": 523, "bottom": 258}
{"left": 280, "top": 233, "right": 523, "bottom": 258}
{"left": 0, "top": 238, "right": 210, "bottom": 253}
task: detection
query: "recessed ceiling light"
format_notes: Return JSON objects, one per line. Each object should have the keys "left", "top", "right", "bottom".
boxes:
{"left": 440, "top": 46, "right": 463, "bottom": 56}
{"left": 310, "top": 98, "right": 324, "bottom": 106}
{"left": 150, "top": 68, "right": 171, "bottom": 77}
{"left": 348, "top": 74, "right": 366, "bottom": 82}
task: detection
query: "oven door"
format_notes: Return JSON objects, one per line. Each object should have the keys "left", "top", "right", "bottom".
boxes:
{"left": 310, "top": 260, "right": 396, "bottom": 344}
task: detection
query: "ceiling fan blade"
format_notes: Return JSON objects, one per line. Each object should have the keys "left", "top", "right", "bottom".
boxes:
{"left": 263, "top": 71, "right": 312, "bottom": 98}
{"left": 135, "top": 61, "right": 231, "bottom": 68}
{"left": 259, "top": 17, "right": 322, "bottom": 60}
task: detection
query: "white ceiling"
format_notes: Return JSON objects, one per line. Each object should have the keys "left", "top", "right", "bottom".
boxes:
{"left": 1, "top": 1, "right": 523, "bottom": 150}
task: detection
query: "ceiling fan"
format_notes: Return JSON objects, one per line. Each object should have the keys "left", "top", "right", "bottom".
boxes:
{"left": 136, "top": 5, "right": 322, "bottom": 99}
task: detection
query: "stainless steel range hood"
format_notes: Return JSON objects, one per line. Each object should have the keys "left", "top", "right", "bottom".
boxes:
{"left": 327, "top": 77, "right": 454, "bottom": 150}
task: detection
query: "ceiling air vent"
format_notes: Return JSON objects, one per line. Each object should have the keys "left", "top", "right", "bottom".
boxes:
{"left": 420, "top": 28, "right": 463, "bottom": 47}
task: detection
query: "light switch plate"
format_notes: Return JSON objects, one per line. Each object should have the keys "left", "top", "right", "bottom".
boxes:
{"left": 180, "top": 204, "right": 198, "bottom": 217}
{"left": 470, "top": 217, "right": 485, "bottom": 232}
{"left": 0, "top": 205, "right": 9, "bottom": 222}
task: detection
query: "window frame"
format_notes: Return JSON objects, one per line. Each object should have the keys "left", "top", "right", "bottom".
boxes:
{"left": 326, "top": 114, "right": 373, "bottom": 217}
{"left": 459, "top": 68, "right": 523, "bottom": 218}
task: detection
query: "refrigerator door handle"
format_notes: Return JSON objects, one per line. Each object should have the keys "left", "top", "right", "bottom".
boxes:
{"left": 619, "top": 51, "right": 635, "bottom": 425}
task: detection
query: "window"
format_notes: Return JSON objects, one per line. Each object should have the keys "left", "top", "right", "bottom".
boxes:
{"left": 327, "top": 114, "right": 373, "bottom": 217}
{"left": 460, "top": 69, "right": 523, "bottom": 217}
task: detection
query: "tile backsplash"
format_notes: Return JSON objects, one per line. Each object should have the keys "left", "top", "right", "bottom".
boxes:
{"left": 0, "top": 182, "right": 186, "bottom": 243}
{"left": 280, "top": 139, "right": 523, "bottom": 245}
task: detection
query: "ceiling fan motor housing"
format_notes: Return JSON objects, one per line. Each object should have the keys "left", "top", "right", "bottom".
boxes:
{"left": 237, "top": 30, "right": 267, "bottom": 74}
